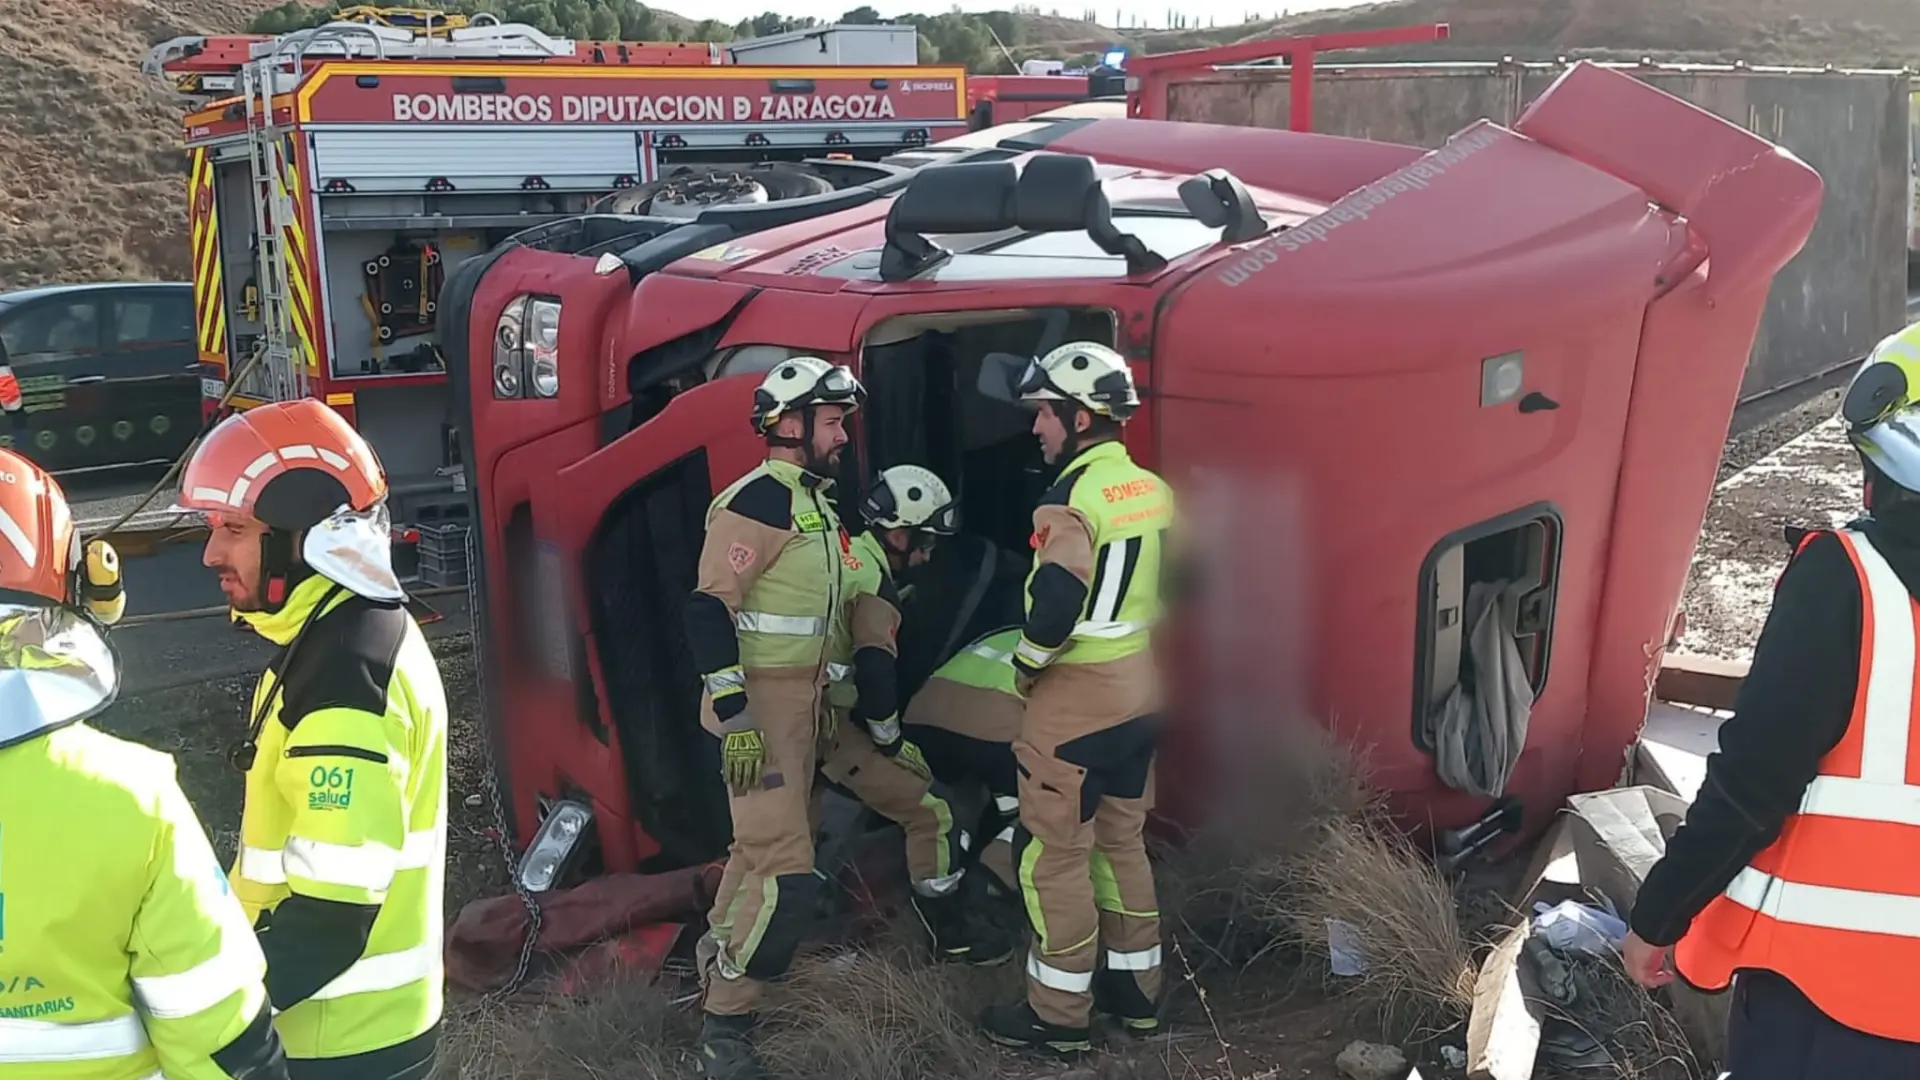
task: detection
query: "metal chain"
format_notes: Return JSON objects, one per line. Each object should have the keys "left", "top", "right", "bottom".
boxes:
{"left": 465, "top": 526, "right": 543, "bottom": 996}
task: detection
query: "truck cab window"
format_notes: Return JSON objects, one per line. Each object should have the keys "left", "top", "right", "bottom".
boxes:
{"left": 1413, "top": 507, "right": 1562, "bottom": 761}
{"left": 860, "top": 307, "right": 1119, "bottom": 556}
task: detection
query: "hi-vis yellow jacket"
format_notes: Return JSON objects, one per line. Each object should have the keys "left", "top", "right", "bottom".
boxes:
{"left": 230, "top": 574, "right": 448, "bottom": 1064}
{"left": 0, "top": 723, "right": 285, "bottom": 1079}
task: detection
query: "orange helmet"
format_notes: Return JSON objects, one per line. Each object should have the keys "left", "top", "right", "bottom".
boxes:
{"left": 0, "top": 448, "right": 123, "bottom": 622}
{"left": 176, "top": 399, "right": 387, "bottom": 530}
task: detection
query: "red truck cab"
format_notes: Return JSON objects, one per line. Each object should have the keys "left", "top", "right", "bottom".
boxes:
{"left": 442, "top": 63, "right": 1821, "bottom": 887}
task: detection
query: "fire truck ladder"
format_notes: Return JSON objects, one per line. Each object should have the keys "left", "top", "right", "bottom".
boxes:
{"left": 232, "top": 23, "right": 392, "bottom": 402}
{"left": 238, "top": 54, "right": 304, "bottom": 404}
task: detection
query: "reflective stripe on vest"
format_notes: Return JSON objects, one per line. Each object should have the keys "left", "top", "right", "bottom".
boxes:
{"left": 238, "top": 826, "right": 440, "bottom": 888}
{"left": 0, "top": 1012, "right": 148, "bottom": 1063}
{"left": 310, "top": 941, "right": 440, "bottom": 1001}
{"left": 713, "top": 462, "right": 846, "bottom": 672}
{"left": 971, "top": 641, "right": 1014, "bottom": 664}
{"left": 133, "top": 938, "right": 266, "bottom": 1019}
{"left": 737, "top": 612, "right": 825, "bottom": 636}
{"left": 1026, "top": 442, "right": 1170, "bottom": 666}
{"left": 1673, "top": 528, "right": 1920, "bottom": 1042}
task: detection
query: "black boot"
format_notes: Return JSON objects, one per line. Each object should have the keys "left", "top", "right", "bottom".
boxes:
{"left": 980, "top": 1000, "right": 1093, "bottom": 1058}
{"left": 912, "top": 887, "right": 1017, "bottom": 966}
{"left": 1093, "top": 968, "right": 1161, "bottom": 1037}
{"left": 698, "top": 1013, "right": 763, "bottom": 1080}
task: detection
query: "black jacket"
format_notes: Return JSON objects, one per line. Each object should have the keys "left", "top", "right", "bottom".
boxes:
{"left": 1631, "top": 519, "right": 1920, "bottom": 946}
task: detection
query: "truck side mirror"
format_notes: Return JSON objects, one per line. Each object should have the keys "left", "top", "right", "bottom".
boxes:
{"left": 1177, "top": 169, "right": 1270, "bottom": 243}
{"left": 977, "top": 352, "right": 1029, "bottom": 404}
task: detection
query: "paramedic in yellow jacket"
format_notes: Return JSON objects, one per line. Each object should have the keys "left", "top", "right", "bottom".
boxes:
{"left": 982, "top": 342, "right": 1174, "bottom": 1057}
{"left": 0, "top": 447, "right": 289, "bottom": 1080}
{"left": 173, "top": 400, "right": 447, "bottom": 1080}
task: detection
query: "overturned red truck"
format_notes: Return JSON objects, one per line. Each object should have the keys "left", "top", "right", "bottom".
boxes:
{"left": 439, "top": 50, "right": 1822, "bottom": 888}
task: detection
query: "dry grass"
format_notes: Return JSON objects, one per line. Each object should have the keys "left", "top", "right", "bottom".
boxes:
{"left": 1154, "top": 721, "right": 1476, "bottom": 1044}
{"left": 1276, "top": 815, "right": 1478, "bottom": 1042}
{"left": 433, "top": 974, "right": 704, "bottom": 1080}
{"left": 758, "top": 937, "right": 1014, "bottom": 1079}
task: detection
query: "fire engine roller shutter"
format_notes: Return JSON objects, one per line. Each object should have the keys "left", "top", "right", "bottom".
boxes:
{"left": 310, "top": 130, "right": 642, "bottom": 190}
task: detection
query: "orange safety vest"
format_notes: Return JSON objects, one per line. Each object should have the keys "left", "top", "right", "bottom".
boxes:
{"left": 1674, "top": 527, "right": 1920, "bottom": 1044}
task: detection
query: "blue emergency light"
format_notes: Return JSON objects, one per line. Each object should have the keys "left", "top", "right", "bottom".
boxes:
{"left": 1102, "top": 48, "right": 1128, "bottom": 69}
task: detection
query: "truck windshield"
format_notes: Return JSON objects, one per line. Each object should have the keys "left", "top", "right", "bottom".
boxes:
{"left": 810, "top": 212, "right": 1232, "bottom": 283}
{"left": 980, "top": 213, "right": 1226, "bottom": 261}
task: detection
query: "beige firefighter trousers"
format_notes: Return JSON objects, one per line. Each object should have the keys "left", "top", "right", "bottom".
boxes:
{"left": 903, "top": 675, "right": 1026, "bottom": 893}
{"left": 1014, "top": 652, "right": 1165, "bottom": 1029}
{"left": 700, "top": 672, "right": 962, "bottom": 1016}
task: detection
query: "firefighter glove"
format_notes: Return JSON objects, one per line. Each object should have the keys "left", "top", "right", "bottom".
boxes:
{"left": 865, "top": 713, "right": 902, "bottom": 751}
{"left": 721, "top": 726, "right": 767, "bottom": 792}
{"left": 891, "top": 739, "right": 933, "bottom": 782}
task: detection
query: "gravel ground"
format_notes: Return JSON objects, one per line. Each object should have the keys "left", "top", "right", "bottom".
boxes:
{"left": 1678, "top": 406, "right": 1862, "bottom": 662}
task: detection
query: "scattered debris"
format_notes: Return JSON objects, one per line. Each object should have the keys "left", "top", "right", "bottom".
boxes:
{"left": 1530, "top": 901, "right": 1625, "bottom": 958}
{"left": 1336, "top": 1039, "right": 1409, "bottom": 1080}
{"left": 1465, "top": 923, "right": 1542, "bottom": 1080}
{"left": 1328, "top": 917, "right": 1369, "bottom": 976}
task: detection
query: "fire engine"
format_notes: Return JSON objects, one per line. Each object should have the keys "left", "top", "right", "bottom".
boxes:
{"left": 144, "top": 9, "right": 971, "bottom": 552}
{"left": 431, "top": 25, "right": 1821, "bottom": 890}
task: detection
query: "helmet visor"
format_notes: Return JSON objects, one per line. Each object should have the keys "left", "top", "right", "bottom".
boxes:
{"left": 924, "top": 500, "right": 961, "bottom": 535}
{"left": 0, "top": 601, "right": 119, "bottom": 747}
{"left": 811, "top": 365, "right": 866, "bottom": 408}
{"left": 1014, "top": 358, "right": 1052, "bottom": 401}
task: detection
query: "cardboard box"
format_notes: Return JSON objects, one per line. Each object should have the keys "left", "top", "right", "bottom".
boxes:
{"left": 1565, "top": 785, "right": 1729, "bottom": 1065}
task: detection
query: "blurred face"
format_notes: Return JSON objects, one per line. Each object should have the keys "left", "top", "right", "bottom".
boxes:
{"left": 202, "top": 512, "right": 267, "bottom": 611}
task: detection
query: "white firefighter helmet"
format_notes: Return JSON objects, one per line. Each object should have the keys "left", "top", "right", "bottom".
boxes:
{"left": 751, "top": 356, "right": 866, "bottom": 433}
{"left": 1842, "top": 323, "right": 1920, "bottom": 436}
{"left": 862, "top": 464, "right": 959, "bottom": 534}
{"left": 1015, "top": 341, "right": 1139, "bottom": 421}
{"left": 1844, "top": 325, "right": 1920, "bottom": 495}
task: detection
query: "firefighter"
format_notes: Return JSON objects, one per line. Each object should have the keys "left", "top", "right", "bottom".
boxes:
{"left": 173, "top": 400, "right": 447, "bottom": 1080}
{"left": 1623, "top": 328, "right": 1920, "bottom": 1076}
{"left": 903, "top": 625, "right": 1027, "bottom": 897}
{"left": 981, "top": 341, "right": 1173, "bottom": 1057}
{"left": 838, "top": 463, "right": 1016, "bottom": 959}
{"left": 681, "top": 357, "right": 874, "bottom": 1080}
{"left": 862, "top": 464, "right": 1026, "bottom": 899}
{"left": 0, "top": 449, "right": 290, "bottom": 1080}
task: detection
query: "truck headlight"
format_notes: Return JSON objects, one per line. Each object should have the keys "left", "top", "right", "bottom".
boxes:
{"left": 492, "top": 295, "right": 562, "bottom": 399}
{"left": 516, "top": 797, "right": 593, "bottom": 892}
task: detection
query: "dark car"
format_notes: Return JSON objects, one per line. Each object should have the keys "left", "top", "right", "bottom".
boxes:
{"left": 0, "top": 282, "right": 203, "bottom": 475}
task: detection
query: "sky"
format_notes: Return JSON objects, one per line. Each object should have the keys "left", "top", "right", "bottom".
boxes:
{"left": 690, "top": 0, "right": 1370, "bottom": 33}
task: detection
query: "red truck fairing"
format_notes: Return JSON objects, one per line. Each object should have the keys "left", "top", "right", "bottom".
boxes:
{"left": 445, "top": 61, "right": 1820, "bottom": 882}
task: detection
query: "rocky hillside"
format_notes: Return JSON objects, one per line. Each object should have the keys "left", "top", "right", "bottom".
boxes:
{"left": 2, "top": 0, "right": 1914, "bottom": 289}
{"left": 0, "top": 0, "right": 265, "bottom": 287}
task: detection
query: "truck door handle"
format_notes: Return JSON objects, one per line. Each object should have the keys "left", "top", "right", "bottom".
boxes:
{"left": 67, "top": 375, "right": 106, "bottom": 385}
